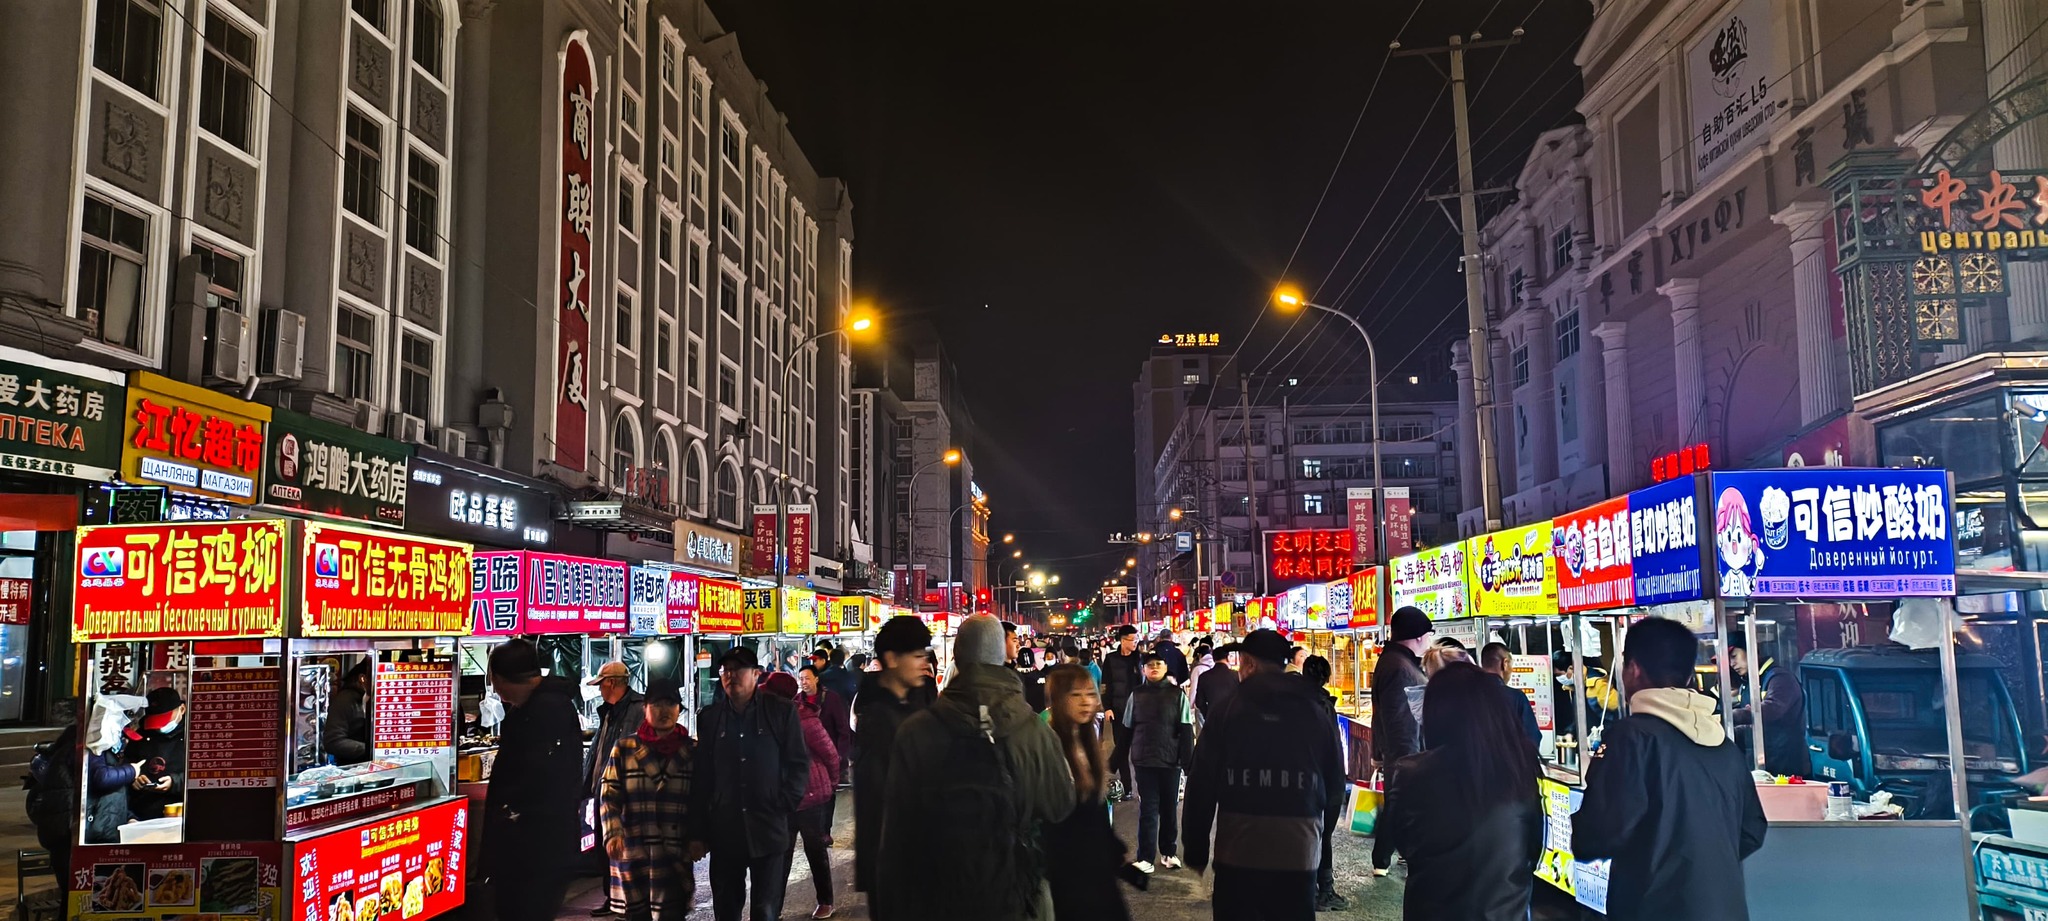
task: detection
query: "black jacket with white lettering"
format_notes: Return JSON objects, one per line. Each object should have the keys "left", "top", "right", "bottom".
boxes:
{"left": 1181, "top": 669, "right": 1346, "bottom": 874}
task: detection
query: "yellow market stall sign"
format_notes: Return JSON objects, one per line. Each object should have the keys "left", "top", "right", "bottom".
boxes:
{"left": 1466, "top": 520, "right": 1557, "bottom": 617}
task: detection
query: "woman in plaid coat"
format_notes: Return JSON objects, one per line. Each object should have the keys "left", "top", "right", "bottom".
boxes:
{"left": 601, "top": 678, "right": 701, "bottom": 921}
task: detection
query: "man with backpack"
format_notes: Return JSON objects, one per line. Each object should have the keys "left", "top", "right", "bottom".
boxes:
{"left": 690, "top": 647, "right": 810, "bottom": 921}
{"left": 876, "top": 614, "right": 1074, "bottom": 920}
{"left": 1182, "top": 629, "right": 1347, "bottom": 921}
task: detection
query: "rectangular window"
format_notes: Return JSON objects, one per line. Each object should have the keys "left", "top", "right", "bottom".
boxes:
{"left": 1554, "top": 310, "right": 1581, "bottom": 359}
{"left": 1551, "top": 225, "right": 1573, "bottom": 271}
{"left": 721, "top": 122, "right": 740, "bottom": 164}
{"left": 718, "top": 272, "right": 739, "bottom": 319}
{"left": 410, "top": 0, "right": 441, "bottom": 78}
{"left": 660, "top": 44, "right": 677, "bottom": 87}
{"left": 685, "top": 338, "right": 701, "bottom": 389}
{"left": 351, "top": 0, "right": 384, "bottom": 31}
{"left": 342, "top": 108, "right": 381, "bottom": 222}
{"left": 1181, "top": 373, "right": 1201, "bottom": 385}
{"left": 621, "top": 93, "right": 640, "bottom": 135}
{"left": 661, "top": 136, "right": 678, "bottom": 176}
{"left": 688, "top": 241, "right": 705, "bottom": 291}
{"left": 188, "top": 241, "right": 243, "bottom": 311}
{"left": 689, "top": 166, "right": 705, "bottom": 204}
{"left": 199, "top": 12, "right": 256, "bottom": 151}
{"left": 1511, "top": 345, "right": 1530, "bottom": 389}
{"left": 1299, "top": 458, "right": 1323, "bottom": 479}
{"left": 1294, "top": 424, "right": 1322, "bottom": 445}
{"left": 1507, "top": 266, "right": 1526, "bottom": 305}
{"left": 399, "top": 333, "right": 433, "bottom": 419}
{"left": 334, "top": 306, "right": 376, "bottom": 401}
{"left": 717, "top": 363, "right": 737, "bottom": 407}
{"left": 616, "top": 288, "right": 635, "bottom": 352}
{"left": 620, "top": 0, "right": 637, "bottom": 37}
{"left": 655, "top": 319, "right": 673, "bottom": 375}
{"left": 1301, "top": 494, "right": 1326, "bottom": 515}
{"left": 1381, "top": 455, "right": 1439, "bottom": 479}
{"left": 618, "top": 183, "right": 636, "bottom": 235}
{"left": 404, "top": 152, "right": 440, "bottom": 256}
{"left": 691, "top": 76, "right": 706, "bottom": 124}
{"left": 1558, "top": 365, "right": 1579, "bottom": 442}
{"left": 76, "top": 195, "right": 149, "bottom": 349}
{"left": 658, "top": 215, "right": 674, "bottom": 265}
{"left": 94, "top": 0, "right": 163, "bottom": 99}
{"left": 719, "top": 202, "right": 740, "bottom": 239}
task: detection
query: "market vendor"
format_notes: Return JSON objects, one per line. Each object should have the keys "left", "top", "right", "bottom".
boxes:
{"left": 1729, "top": 636, "right": 1807, "bottom": 778}
{"left": 325, "top": 660, "right": 374, "bottom": 765}
{"left": 127, "top": 688, "right": 187, "bottom": 820}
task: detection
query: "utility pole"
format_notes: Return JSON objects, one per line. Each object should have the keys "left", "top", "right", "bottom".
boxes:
{"left": 1397, "top": 31, "right": 1518, "bottom": 530}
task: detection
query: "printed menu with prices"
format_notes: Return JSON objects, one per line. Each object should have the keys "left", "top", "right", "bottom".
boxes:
{"left": 293, "top": 796, "right": 467, "bottom": 921}
{"left": 70, "top": 839, "right": 282, "bottom": 920}
{"left": 373, "top": 662, "right": 454, "bottom": 750}
{"left": 187, "top": 667, "right": 283, "bottom": 790}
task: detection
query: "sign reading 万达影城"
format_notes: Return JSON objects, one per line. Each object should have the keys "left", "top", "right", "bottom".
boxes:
{"left": 1155, "top": 332, "right": 1223, "bottom": 349}
{"left": 1555, "top": 497, "right": 1634, "bottom": 613}
{"left": 300, "top": 522, "right": 471, "bottom": 636}
{"left": 0, "top": 344, "right": 123, "bottom": 481}
{"left": 73, "top": 520, "right": 289, "bottom": 641}
{"left": 264, "top": 407, "right": 410, "bottom": 526}
{"left": 405, "top": 455, "right": 553, "bottom": 548}
{"left": 1709, "top": 468, "right": 1955, "bottom": 598}
{"left": 1467, "top": 521, "right": 1557, "bottom": 617}
{"left": 1628, "top": 477, "right": 1706, "bottom": 606}
{"left": 122, "top": 371, "right": 271, "bottom": 505}
{"left": 1686, "top": 0, "right": 1789, "bottom": 183}
{"left": 1266, "top": 529, "right": 1354, "bottom": 586}
{"left": 1390, "top": 541, "right": 1467, "bottom": 621}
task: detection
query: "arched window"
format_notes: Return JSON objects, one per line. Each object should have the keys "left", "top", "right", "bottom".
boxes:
{"left": 651, "top": 428, "right": 676, "bottom": 505}
{"left": 684, "top": 442, "right": 707, "bottom": 514}
{"left": 611, "top": 412, "right": 639, "bottom": 487}
{"left": 715, "top": 461, "right": 740, "bottom": 524}
{"left": 410, "top": 1, "right": 445, "bottom": 79}
{"left": 751, "top": 471, "right": 769, "bottom": 513}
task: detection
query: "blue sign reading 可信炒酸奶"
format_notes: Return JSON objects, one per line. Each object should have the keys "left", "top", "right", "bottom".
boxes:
{"left": 1708, "top": 469, "right": 1955, "bottom": 599}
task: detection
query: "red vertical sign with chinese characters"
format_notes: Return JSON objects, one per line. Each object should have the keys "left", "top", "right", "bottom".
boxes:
{"left": 552, "top": 36, "right": 595, "bottom": 472}
{"left": 374, "top": 661, "right": 455, "bottom": 750}
{"left": 750, "top": 507, "right": 778, "bottom": 574}
{"left": 786, "top": 505, "right": 812, "bottom": 577}
{"left": 186, "top": 666, "right": 282, "bottom": 789}
{"left": 1383, "top": 487, "right": 1414, "bottom": 557}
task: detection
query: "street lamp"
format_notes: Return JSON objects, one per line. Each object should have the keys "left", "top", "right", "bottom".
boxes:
{"left": 774, "top": 309, "right": 881, "bottom": 633}
{"left": 1273, "top": 283, "right": 1387, "bottom": 587}
{"left": 1125, "top": 557, "right": 1137, "bottom": 567}
{"left": 904, "top": 447, "right": 962, "bottom": 608}
{"left": 1002, "top": 533, "right": 1015, "bottom": 544}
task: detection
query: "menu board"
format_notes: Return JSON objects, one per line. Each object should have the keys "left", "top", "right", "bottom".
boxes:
{"left": 1466, "top": 520, "right": 1557, "bottom": 617}
{"left": 1556, "top": 497, "right": 1634, "bottom": 613}
{"left": 1535, "top": 777, "right": 1612, "bottom": 914}
{"left": 187, "top": 667, "right": 282, "bottom": 790}
{"left": 696, "top": 578, "right": 745, "bottom": 634}
{"left": 74, "top": 519, "right": 290, "bottom": 642}
{"left": 628, "top": 565, "right": 667, "bottom": 637}
{"left": 1324, "top": 578, "right": 1353, "bottom": 631}
{"left": 782, "top": 588, "right": 819, "bottom": 634}
{"left": 373, "top": 661, "right": 454, "bottom": 750}
{"left": 301, "top": 523, "right": 473, "bottom": 636}
{"left": 1390, "top": 541, "right": 1468, "bottom": 620}
{"left": 293, "top": 797, "right": 467, "bottom": 921}
{"left": 1709, "top": 468, "right": 1956, "bottom": 598}
{"left": 70, "top": 840, "right": 283, "bottom": 920}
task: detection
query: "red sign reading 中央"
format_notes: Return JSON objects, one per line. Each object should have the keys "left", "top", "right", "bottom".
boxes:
{"left": 301, "top": 522, "right": 472, "bottom": 636}
{"left": 1267, "top": 529, "right": 1354, "bottom": 585}
{"left": 0, "top": 577, "right": 32, "bottom": 625}
{"left": 552, "top": 36, "right": 595, "bottom": 473}
{"left": 186, "top": 666, "right": 282, "bottom": 790}
{"left": 73, "top": 520, "right": 289, "bottom": 642}
{"left": 292, "top": 796, "right": 467, "bottom": 921}
{"left": 695, "top": 577, "right": 745, "bottom": 634}
{"left": 1555, "top": 496, "right": 1634, "bottom": 613}
{"left": 662, "top": 570, "right": 700, "bottom": 634}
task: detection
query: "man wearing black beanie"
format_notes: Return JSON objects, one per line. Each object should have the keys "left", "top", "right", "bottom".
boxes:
{"left": 1368, "top": 606, "right": 1435, "bottom": 875}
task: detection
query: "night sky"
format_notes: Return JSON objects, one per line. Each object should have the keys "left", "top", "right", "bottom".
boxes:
{"left": 707, "top": 0, "right": 1591, "bottom": 587}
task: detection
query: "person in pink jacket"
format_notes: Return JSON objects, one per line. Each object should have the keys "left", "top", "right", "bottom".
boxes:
{"left": 762, "top": 671, "right": 840, "bottom": 919}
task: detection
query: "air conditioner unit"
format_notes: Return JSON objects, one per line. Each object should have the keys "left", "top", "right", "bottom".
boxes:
{"left": 352, "top": 400, "right": 383, "bottom": 435}
{"left": 257, "top": 308, "right": 306, "bottom": 380}
{"left": 439, "top": 427, "right": 468, "bottom": 456}
{"left": 390, "top": 413, "right": 430, "bottom": 445}
{"left": 204, "top": 306, "right": 250, "bottom": 384}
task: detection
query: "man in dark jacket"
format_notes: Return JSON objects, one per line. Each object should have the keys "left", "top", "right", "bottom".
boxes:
{"left": 1124, "top": 652, "right": 1193, "bottom": 872}
{"left": 324, "top": 660, "right": 372, "bottom": 765}
{"left": 877, "top": 615, "right": 1074, "bottom": 920}
{"left": 126, "top": 687, "right": 188, "bottom": 820}
{"left": 818, "top": 644, "right": 858, "bottom": 702}
{"left": 584, "top": 660, "right": 644, "bottom": 918}
{"left": 1369, "top": 606, "right": 1433, "bottom": 873}
{"left": 1481, "top": 642, "right": 1542, "bottom": 747}
{"left": 483, "top": 639, "right": 585, "bottom": 921}
{"left": 691, "top": 646, "right": 809, "bottom": 921}
{"left": 1576, "top": 617, "right": 1767, "bottom": 921}
{"left": 1729, "top": 636, "right": 1807, "bottom": 778}
{"left": 1154, "top": 634, "right": 1190, "bottom": 685}
{"left": 1099, "top": 625, "right": 1144, "bottom": 798}
{"left": 1193, "top": 651, "right": 1239, "bottom": 726}
{"left": 852, "top": 616, "right": 933, "bottom": 913}
{"left": 1183, "top": 629, "right": 1346, "bottom": 921}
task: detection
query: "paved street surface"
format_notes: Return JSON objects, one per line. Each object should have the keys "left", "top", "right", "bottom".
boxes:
{"left": 543, "top": 789, "right": 1525, "bottom": 920}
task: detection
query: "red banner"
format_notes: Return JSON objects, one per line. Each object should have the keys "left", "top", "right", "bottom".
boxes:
{"left": 750, "top": 507, "right": 778, "bottom": 574}
{"left": 292, "top": 797, "right": 468, "bottom": 921}
{"left": 891, "top": 566, "right": 910, "bottom": 606}
{"left": 1555, "top": 496, "right": 1634, "bottom": 613}
{"left": 695, "top": 577, "right": 745, "bottom": 634}
{"left": 1348, "top": 566, "right": 1382, "bottom": 629}
{"left": 1383, "top": 487, "right": 1414, "bottom": 557}
{"left": 1346, "top": 489, "right": 1375, "bottom": 565}
{"left": 663, "top": 571, "right": 700, "bottom": 634}
{"left": 467, "top": 550, "right": 524, "bottom": 635}
{"left": 786, "top": 505, "right": 812, "bottom": 577}
{"left": 910, "top": 565, "right": 929, "bottom": 611}
{"left": 374, "top": 661, "right": 454, "bottom": 750}
{"left": 73, "top": 520, "right": 289, "bottom": 642}
{"left": 0, "top": 576, "right": 32, "bottom": 625}
{"left": 462, "top": 551, "right": 627, "bottom": 635}
{"left": 552, "top": 36, "right": 595, "bottom": 471}
{"left": 70, "top": 840, "right": 283, "bottom": 919}
{"left": 186, "top": 666, "right": 281, "bottom": 790}
{"left": 302, "top": 522, "right": 471, "bottom": 636}
{"left": 1267, "top": 529, "right": 1353, "bottom": 585}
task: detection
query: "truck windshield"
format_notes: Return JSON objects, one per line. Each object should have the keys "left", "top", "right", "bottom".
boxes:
{"left": 1855, "top": 669, "right": 2019, "bottom": 768}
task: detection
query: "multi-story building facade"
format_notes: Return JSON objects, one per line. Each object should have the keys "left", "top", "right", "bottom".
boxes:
{"left": 849, "top": 335, "right": 989, "bottom": 607}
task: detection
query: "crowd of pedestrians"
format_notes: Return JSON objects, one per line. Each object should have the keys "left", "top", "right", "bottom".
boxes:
{"left": 466, "top": 607, "right": 1769, "bottom": 921}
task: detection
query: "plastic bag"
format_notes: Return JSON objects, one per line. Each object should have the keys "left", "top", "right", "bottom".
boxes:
{"left": 85, "top": 694, "right": 146, "bottom": 755}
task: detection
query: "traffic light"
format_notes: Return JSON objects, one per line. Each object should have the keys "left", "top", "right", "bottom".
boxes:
{"left": 975, "top": 587, "right": 992, "bottom": 609}
{"left": 1075, "top": 607, "right": 1092, "bottom": 622}
{"left": 1169, "top": 585, "right": 1184, "bottom": 601}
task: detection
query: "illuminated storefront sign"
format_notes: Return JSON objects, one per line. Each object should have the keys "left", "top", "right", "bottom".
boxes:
{"left": 0, "top": 344, "right": 122, "bottom": 481}
{"left": 466, "top": 551, "right": 627, "bottom": 635}
{"left": 73, "top": 519, "right": 288, "bottom": 641}
{"left": 301, "top": 522, "right": 471, "bottom": 636}
{"left": 1266, "top": 528, "right": 1354, "bottom": 585}
{"left": 1156, "top": 332, "right": 1222, "bottom": 348}
{"left": 695, "top": 578, "right": 745, "bottom": 633}
{"left": 1710, "top": 468, "right": 1955, "bottom": 598}
{"left": 1466, "top": 520, "right": 1556, "bottom": 617}
{"left": 264, "top": 408, "right": 410, "bottom": 526}
{"left": 1390, "top": 541, "right": 1467, "bottom": 621}
{"left": 122, "top": 371, "right": 270, "bottom": 504}
{"left": 1346, "top": 566, "right": 1382, "bottom": 630}
{"left": 1629, "top": 477, "right": 1706, "bottom": 605}
{"left": 405, "top": 453, "right": 552, "bottom": 548}
{"left": 1913, "top": 168, "right": 2048, "bottom": 255}
{"left": 1556, "top": 497, "right": 1633, "bottom": 613}
{"left": 552, "top": 34, "right": 596, "bottom": 472}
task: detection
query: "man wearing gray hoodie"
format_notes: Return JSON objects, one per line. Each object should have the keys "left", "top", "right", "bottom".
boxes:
{"left": 1575, "top": 617, "right": 1767, "bottom": 921}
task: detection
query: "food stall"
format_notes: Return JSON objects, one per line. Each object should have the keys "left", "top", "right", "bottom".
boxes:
{"left": 68, "top": 517, "right": 475, "bottom": 921}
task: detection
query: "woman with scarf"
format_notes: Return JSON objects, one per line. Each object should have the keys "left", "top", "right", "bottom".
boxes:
{"left": 1042, "top": 664, "right": 1133, "bottom": 921}
{"left": 763, "top": 671, "right": 841, "bottom": 919}
{"left": 599, "top": 678, "right": 698, "bottom": 921}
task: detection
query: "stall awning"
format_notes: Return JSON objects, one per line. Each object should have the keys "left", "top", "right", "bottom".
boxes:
{"left": 1957, "top": 568, "right": 2048, "bottom": 595}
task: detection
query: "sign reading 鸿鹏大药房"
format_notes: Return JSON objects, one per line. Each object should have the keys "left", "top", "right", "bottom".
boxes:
{"left": 264, "top": 407, "right": 411, "bottom": 526}
{"left": 1709, "top": 468, "right": 1955, "bottom": 599}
